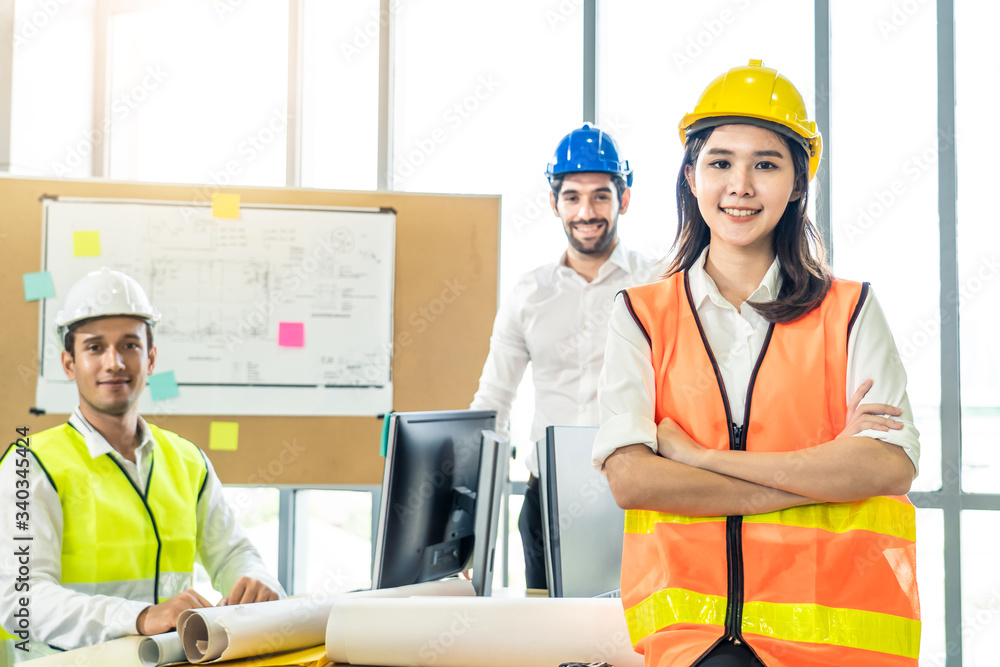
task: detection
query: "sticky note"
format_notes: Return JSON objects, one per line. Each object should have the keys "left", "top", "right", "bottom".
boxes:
{"left": 278, "top": 322, "right": 305, "bottom": 348}
{"left": 73, "top": 231, "right": 101, "bottom": 256}
{"left": 23, "top": 271, "right": 55, "bottom": 301}
{"left": 212, "top": 193, "right": 240, "bottom": 219}
{"left": 209, "top": 421, "right": 239, "bottom": 451}
{"left": 379, "top": 412, "right": 393, "bottom": 457}
{"left": 148, "top": 371, "right": 180, "bottom": 401}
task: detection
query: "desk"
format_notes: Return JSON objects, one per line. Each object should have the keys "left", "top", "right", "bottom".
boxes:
{"left": 16, "top": 641, "right": 328, "bottom": 666}
{"left": 20, "top": 595, "right": 639, "bottom": 667}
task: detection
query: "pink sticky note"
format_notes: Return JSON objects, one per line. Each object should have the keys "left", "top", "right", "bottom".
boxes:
{"left": 278, "top": 322, "right": 305, "bottom": 347}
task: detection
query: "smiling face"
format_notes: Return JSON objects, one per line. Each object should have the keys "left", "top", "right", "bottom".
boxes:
{"left": 684, "top": 124, "right": 800, "bottom": 257}
{"left": 551, "top": 172, "right": 630, "bottom": 257}
{"left": 61, "top": 316, "right": 156, "bottom": 418}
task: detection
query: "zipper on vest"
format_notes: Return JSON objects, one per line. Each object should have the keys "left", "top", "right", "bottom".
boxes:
{"left": 106, "top": 454, "right": 163, "bottom": 604}
{"left": 681, "top": 274, "right": 745, "bottom": 646}
{"left": 729, "top": 325, "right": 775, "bottom": 659}
{"left": 723, "top": 423, "right": 745, "bottom": 645}
{"left": 682, "top": 273, "right": 773, "bottom": 653}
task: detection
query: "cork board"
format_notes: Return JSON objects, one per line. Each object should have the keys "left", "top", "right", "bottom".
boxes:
{"left": 0, "top": 176, "right": 499, "bottom": 485}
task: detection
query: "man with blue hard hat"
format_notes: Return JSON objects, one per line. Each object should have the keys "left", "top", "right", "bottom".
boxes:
{"left": 0, "top": 267, "right": 284, "bottom": 661}
{"left": 471, "top": 123, "right": 660, "bottom": 590}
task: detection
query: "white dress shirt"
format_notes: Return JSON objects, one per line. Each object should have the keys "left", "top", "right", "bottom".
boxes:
{"left": 471, "top": 241, "right": 662, "bottom": 476}
{"left": 0, "top": 408, "right": 285, "bottom": 652}
{"left": 593, "top": 246, "right": 921, "bottom": 474}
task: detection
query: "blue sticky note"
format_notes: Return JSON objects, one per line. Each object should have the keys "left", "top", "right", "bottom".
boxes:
{"left": 23, "top": 271, "right": 55, "bottom": 301}
{"left": 148, "top": 371, "right": 180, "bottom": 401}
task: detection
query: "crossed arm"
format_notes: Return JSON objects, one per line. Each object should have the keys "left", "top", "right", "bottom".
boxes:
{"left": 605, "top": 380, "right": 916, "bottom": 515}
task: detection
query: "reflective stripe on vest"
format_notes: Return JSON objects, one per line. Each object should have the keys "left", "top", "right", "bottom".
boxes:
{"left": 28, "top": 423, "right": 207, "bottom": 603}
{"left": 624, "top": 588, "right": 919, "bottom": 659}
{"left": 626, "top": 495, "right": 916, "bottom": 541}
{"left": 620, "top": 273, "right": 920, "bottom": 666}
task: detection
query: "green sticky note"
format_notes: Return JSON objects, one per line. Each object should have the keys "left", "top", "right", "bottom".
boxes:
{"left": 379, "top": 412, "right": 392, "bottom": 457}
{"left": 209, "top": 421, "right": 239, "bottom": 451}
{"left": 23, "top": 271, "right": 55, "bottom": 301}
{"left": 148, "top": 371, "right": 180, "bottom": 401}
{"left": 73, "top": 231, "right": 101, "bottom": 256}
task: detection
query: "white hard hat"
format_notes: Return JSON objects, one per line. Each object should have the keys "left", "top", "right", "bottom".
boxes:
{"left": 56, "top": 267, "right": 160, "bottom": 346}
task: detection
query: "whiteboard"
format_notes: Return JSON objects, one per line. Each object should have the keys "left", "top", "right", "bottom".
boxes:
{"left": 36, "top": 198, "right": 395, "bottom": 416}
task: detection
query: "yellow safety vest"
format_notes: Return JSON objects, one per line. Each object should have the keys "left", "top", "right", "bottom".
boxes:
{"left": 11, "top": 423, "right": 207, "bottom": 604}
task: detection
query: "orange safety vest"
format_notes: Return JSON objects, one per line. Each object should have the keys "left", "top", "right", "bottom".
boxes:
{"left": 620, "top": 272, "right": 920, "bottom": 667}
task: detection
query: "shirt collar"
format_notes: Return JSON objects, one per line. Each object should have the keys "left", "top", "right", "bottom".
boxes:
{"left": 687, "top": 245, "right": 782, "bottom": 311}
{"left": 602, "top": 241, "right": 631, "bottom": 276}
{"left": 557, "top": 240, "right": 630, "bottom": 284}
{"left": 69, "top": 407, "right": 155, "bottom": 460}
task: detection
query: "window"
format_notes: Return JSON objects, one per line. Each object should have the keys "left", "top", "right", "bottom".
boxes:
{"left": 9, "top": 0, "right": 94, "bottom": 177}
{"left": 831, "top": 0, "right": 942, "bottom": 495}
{"left": 300, "top": 0, "right": 380, "bottom": 191}
{"left": 293, "top": 489, "right": 374, "bottom": 595}
{"left": 393, "top": 0, "right": 583, "bottom": 295}
{"left": 961, "top": 512, "right": 1000, "bottom": 665}
{"left": 955, "top": 0, "right": 1000, "bottom": 494}
{"left": 106, "top": 2, "right": 289, "bottom": 186}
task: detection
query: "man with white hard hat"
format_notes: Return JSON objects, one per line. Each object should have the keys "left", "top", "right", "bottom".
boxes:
{"left": 0, "top": 267, "right": 284, "bottom": 660}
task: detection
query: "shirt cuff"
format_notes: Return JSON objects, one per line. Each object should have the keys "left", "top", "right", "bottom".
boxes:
{"left": 108, "top": 599, "right": 152, "bottom": 637}
{"left": 853, "top": 428, "right": 920, "bottom": 478}
{"left": 593, "top": 412, "right": 657, "bottom": 470}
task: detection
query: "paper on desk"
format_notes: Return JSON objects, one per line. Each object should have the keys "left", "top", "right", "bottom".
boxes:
{"left": 325, "top": 596, "right": 643, "bottom": 667}
{"left": 138, "top": 631, "right": 187, "bottom": 666}
{"left": 210, "top": 644, "right": 327, "bottom": 666}
{"left": 179, "top": 579, "right": 475, "bottom": 664}
{"left": 20, "top": 635, "right": 145, "bottom": 666}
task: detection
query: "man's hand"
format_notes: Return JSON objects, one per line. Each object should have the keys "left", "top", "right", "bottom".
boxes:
{"left": 217, "top": 576, "right": 280, "bottom": 606}
{"left": 136, "top": 589, "right": 212, "bottom": 635}
{"left": 838, "top": 379, "right": 903, "bottom": 439}
{"left": 655, "top": 418, "right": 706, "bottom": 467}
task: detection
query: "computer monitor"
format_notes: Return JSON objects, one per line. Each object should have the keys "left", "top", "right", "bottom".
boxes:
{"left": 538, "top": 425, "right": 625, "bottom": 598}
{"left": 371, "top": 410, "right": 508, "bottom": 596}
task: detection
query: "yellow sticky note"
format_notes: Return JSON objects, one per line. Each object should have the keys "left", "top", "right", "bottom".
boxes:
{"left": 209, "top": 421, "right": 239, "bottom": 451}
{"left": 73, "top": 231, "right": 101, "bottom": 257}
{"left": 212, "top": 193, "right": 240, "bottom": 219}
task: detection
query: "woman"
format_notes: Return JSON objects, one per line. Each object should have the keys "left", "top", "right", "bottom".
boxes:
{"left": 594, "top": 61, "right": 921, "bottom": 667}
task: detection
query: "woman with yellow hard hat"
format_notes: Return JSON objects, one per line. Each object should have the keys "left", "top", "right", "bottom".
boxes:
{"left": 594, "top": 60, "right": 921, "bottom": 666}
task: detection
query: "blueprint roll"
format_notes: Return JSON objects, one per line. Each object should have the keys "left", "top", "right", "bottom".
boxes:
{"left": 325, "top": 596, "right": 642, "bottom": 667}
{"left": 138, "top": 632, "right": 186, "bottom": 666}
{"left": 178, "top": 578, "right": 475, "bottom": 663}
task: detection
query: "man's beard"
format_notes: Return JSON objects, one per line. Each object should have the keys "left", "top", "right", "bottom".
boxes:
{"left": 565, "top": 217, "right": 617, "bottom": 254}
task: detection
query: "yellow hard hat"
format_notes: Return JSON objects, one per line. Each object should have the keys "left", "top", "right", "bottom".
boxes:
{"left": 679, "top": 59, "right": 822, "bottom": 180}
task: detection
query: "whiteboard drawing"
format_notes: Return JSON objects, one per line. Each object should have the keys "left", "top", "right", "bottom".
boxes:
{"left": 36, "top": 198, "right": 395, "bottom": 416}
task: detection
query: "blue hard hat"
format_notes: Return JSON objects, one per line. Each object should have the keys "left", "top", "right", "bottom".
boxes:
{"left": 545, "top": 123, "right": 633, "bottom": 187}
